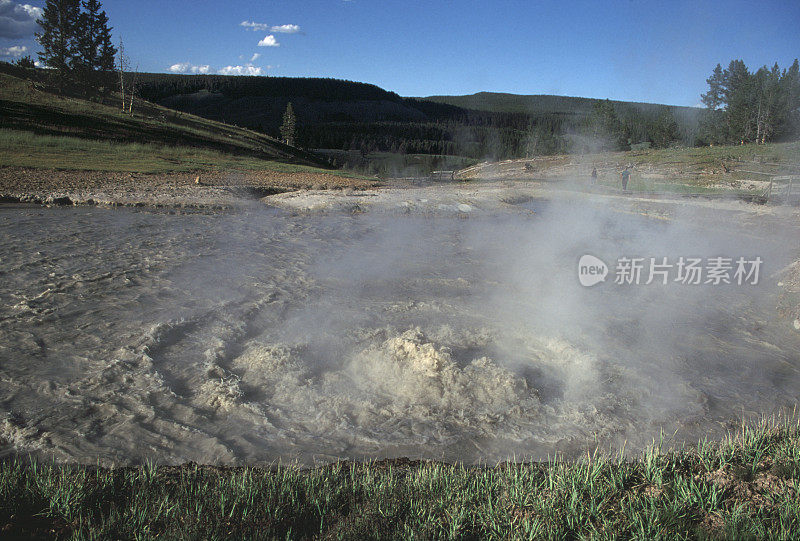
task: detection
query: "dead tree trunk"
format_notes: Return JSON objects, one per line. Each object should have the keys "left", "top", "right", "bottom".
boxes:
{"left": 126, "top": 66, "right": 138, "bottom": 115}
{"left": 755, "top": 101, "right": 763, "bottom": 144}
{"left": 117, "top": 39, "right": 127, "bottom": 114}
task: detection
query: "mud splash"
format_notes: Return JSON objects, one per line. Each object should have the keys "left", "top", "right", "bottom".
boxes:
{"left": 1, "top": 202, "right": 798, "bottom": 465}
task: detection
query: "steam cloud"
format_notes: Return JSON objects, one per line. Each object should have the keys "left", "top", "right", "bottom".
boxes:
{"left": 1, "top": 197, "right": 797, "bottom": 465}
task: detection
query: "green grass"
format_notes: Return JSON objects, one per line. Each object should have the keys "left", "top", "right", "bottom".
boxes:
{"left": 607, "top": 141, "right": 800, "bottom": 196}
{"left": 2, "top": 416, "right": 799, "bottom": 539}
{"left": 0, "top": 69, "right": 342, "bottom": 175}
{"left": 627, "top": 141, "right": 800, "bottom": 167}
{"left": 317, "top": 149, "right": 480, "bottom": 177}
{"left": 0, "top": 129, "right": 352, "bottom": 175}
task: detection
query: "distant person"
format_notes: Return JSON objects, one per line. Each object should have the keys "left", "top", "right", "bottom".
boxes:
{"left": 621, "top": 167, "right": 631, "bottom": 191}
{"left": 590, "top": 167, "right": 597, "bottom": 184}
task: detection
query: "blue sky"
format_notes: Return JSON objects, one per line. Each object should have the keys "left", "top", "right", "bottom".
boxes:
{"left": 1, "top": 0, "right": 799, "bottom": 106}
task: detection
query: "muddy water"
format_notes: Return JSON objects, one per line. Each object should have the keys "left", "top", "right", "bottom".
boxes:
{"left": 1, "top": 202, "right": 798, "bottom": 465}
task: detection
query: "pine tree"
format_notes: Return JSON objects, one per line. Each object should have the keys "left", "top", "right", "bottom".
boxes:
{"left": 588, "top": 99, "right": 627, "bottom": 151}
{"left": 650, "top": 108, "right": 680, "bottom": 148}
{"left": 77, "top": 0, "right": 116, "bottom": 88}
{"left": 36, "top": 0, "right": 81, "bottom": 90}
{"left": 699, "top": 58, "right": 800, "bottom": 144}
{"left": 280, "top": 102, "right": 297, "bottom": 146}
{"left": 701, "top": 64, "right": 725, "bottom": 110}
{"left": 781, "top": 59, "right": 800, "bottom": 138}
{"left": 76, "top": 0, "right": 101, "bottom": 70}
{"left": 97, "top": 20, "right": 116, "bottom": 72}
{"left": 752, "top": 63, "right": 784, "bottom": 144}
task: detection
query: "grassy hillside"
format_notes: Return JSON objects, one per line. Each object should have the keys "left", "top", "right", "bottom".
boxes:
{"left": 0, "top": 66, "right": 331, "bottom": 173}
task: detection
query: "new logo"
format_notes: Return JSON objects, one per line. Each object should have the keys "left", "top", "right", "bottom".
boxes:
{"left": 578, "top": 254, "right": 608, "bottom": 287}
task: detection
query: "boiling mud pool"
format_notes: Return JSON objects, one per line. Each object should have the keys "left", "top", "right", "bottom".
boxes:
{"left": 0, "top": 202, "right": 798, "bottom": 465}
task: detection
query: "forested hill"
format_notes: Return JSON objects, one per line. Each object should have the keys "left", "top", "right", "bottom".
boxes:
{"left": 421, "top": 91, "right": 700, "bottom": 117}
{"left": 137, "top": 73, "right": 702, "bottom": 163}
{"left": 139, "top": 74, "right": 697, "bottom": 130}
{"left": 137, "top": 73, "right": 439, "bottom": 129}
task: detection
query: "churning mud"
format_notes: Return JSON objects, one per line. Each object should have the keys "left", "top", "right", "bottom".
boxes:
{"left": 1, "top": 195, "right": 799, "bottom": 466}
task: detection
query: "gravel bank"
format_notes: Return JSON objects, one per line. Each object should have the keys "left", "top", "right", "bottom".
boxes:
{"left": 0, "top": 167, "right": 379, "bottom": 208}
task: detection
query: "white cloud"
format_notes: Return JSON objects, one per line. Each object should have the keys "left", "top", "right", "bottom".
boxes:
{"left": 240, "top": 20, "right": 268, "bottom": 32}
{"left": 168, "top": 62, "right": 190, "bottom": 73}
{"left": 0, "top": 0, "right": 42, "bottom": 38}
{"left": 0, "top": 44, "right": 26, "bottom": 56}
{"left": 250, "top": 53, "right": 261, "bottom": 62}
{"left": 257, "top": 34, "right": 279, "bottom": 47}
{"left": 218, "top": 64, "right": 263, "bottom": 76}
{"left": 168, "top": 62, "right": 211, "bottom": 74}
{"left": 271, "top": 24, "right": 300, "bottom": 34}
{"left": 169, "top": 62, "right": 192, "bottom": 73}
{"left": 241, "top": 21, "right": 301, "bottom": 35}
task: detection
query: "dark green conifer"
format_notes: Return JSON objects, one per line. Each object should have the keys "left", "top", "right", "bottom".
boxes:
{"left": 280, "top": 102, "right": 297, "bottom": 146}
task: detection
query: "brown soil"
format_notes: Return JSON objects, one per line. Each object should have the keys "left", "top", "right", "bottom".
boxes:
{"left": 0, "top": 167, "right": 378, "bottom": 193}
{"left": 701, "top": 456, "right": 798, "bottom": 513}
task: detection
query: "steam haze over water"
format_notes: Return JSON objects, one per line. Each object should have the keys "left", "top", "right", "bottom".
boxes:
{"left": 1, "top": 202, "right": 798, "bottom": 465}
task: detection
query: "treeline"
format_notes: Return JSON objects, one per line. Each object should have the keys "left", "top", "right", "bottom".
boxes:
{"left": 570, "top": 100, "right": 689, "bottom": 153}
{"left": 136, "top": 73, "right": 705, "bottom": 162}
{"left": 698, "top": 59, "right": 800, "bottom": 145}
{"left": 298, "top": 116, "right": 574, "bottom": 159}
{"left": 304, "top": 102, "right": 690, "bottom": 158}
{"left": 138, "top": 74, "right": 405, "bottom": 103}
{"left": 299, "top": 104, "right": 693, "bottom": 159}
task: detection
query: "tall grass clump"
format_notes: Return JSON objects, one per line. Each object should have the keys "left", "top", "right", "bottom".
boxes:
{"left": 1, "top": 415, "right": 799, "bottom": 539}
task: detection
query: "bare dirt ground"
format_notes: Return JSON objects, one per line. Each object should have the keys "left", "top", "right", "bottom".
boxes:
{"left": 265, "top": 177, "right": 798, "bottom": 221}
{"left": 0, "top": 167, "right": 379, "bottom": 208}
